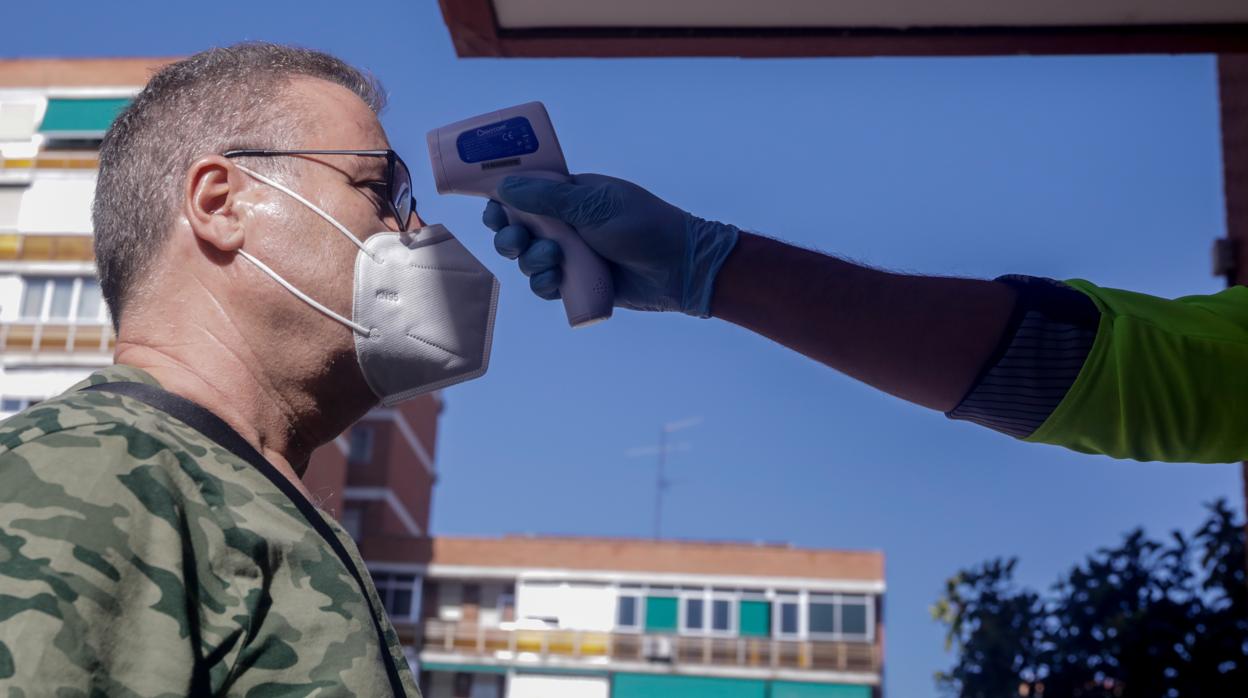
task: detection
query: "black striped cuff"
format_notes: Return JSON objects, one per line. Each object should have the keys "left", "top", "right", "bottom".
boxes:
{"left": 946, "top": 275, "right": 1100, "bottom": 438}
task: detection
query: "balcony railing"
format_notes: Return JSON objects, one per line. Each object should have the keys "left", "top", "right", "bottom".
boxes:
{"left": 412, "top": 620, "right": 880, "bottom": 676}
{"left": 0, "top": 322, "right": 113, "bottom": 355}
{"left": 0, "top": 233, "right": 95, "bottom": 263}
{"left": 0, "top": 155, "right": 99, "bottom": 172}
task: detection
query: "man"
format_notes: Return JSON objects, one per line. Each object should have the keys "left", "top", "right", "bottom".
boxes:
{"left": 484, "top": 175, "right": 1248, "bottom": 463}
{"left": 0, "top": 43, "right": 497, "bottom": 695}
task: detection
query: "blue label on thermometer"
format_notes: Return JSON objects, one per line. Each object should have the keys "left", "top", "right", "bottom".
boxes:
{"left": 457, "top": 116, "right": 540, "bottom": 164}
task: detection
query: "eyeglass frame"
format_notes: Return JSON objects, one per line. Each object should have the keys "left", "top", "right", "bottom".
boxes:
{"left": 222, "top": 148, "right": 416, "bottom": 230}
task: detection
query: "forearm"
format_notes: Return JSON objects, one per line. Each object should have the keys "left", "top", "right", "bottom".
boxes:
{"left": 713, "top": 235, "right": 1248, "bottom": 462}
{"left": 710, "top": 232, "right": 1016, "bottom": 412}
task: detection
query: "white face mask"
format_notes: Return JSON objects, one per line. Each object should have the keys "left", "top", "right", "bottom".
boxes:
{"left": 233, "top": 164, "right": 499, "bottom": 405}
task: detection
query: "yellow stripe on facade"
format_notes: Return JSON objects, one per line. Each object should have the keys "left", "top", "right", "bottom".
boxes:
{"left": 0, "top": 233, "right": 95, "bottom": 262}
{"left": 0, "top": 322, "right": 115, "bottom": 355}
{"left": 36, "top": 158, "right": 99, "bottom": 170}
{"left": 0, "top": 158, "right": 99, "bottom": 170}
{"left": 0, "top": 234, "right": 19, "bottom": 260}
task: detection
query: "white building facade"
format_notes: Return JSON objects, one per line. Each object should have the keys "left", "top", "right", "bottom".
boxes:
{"left": 0, "top": 60, "right": 159, "bottom": 414}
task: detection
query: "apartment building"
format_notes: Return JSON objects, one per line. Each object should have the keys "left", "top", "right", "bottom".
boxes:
{"left": 358, "top": 535, "right": 885, "bottom": 698}
{"left": 0, "top": 59, "right": 152, "bottom": 411}
{"left": 0, "top": 56, "right": 885, "bottom": 696}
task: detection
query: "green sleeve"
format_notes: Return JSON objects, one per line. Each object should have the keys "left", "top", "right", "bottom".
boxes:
{"left": 0, "top": 422, "right": 210, "bottom": 695}
{"left": 1025, "top": 280, "right": 1248, "bottom": 463}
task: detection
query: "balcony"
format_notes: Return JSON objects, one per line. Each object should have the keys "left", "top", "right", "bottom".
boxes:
{"left": 0, "top": 322, "right": 113, "bottom": 356}
{"left": 0, "top": 154, "right": 99, "bottom": 173}
{"left": 0, "top": 233, "right": 95, "bottom": 263}
{"left": 411, "top": 620, "right": 881, "bottom": 676}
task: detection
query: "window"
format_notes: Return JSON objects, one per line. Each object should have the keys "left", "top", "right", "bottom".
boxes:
{"left": 20, "top": 278, "right": 45, "bottom": 318}
{"left": 48, "top": 277, "right": 73, "bottom": 318}
{"left": 348, "top": 426, "right": 374, "bottom": 464}
{"left": 436, "top": 582, "right": 464, "bottom": 621}
{"left": 497, "top": 591, "right": 516, "bottom": 622}
{"left": 453, "top": 672, "right": 473, "bottom": 698}
{"left": 711, "top": 598, "right": 732, "bottom": 633}
{"left": 18, "top": 276, "right": 107, "bottom": 324}
{"left": 1, "top": 398, "right": 32, "bottom": 413}
{"left": 469, "top": 674, "right": 502, "bottom": 698}
{"left": 682, "top": 597, "right": 704, "bottom": 633}
{"left": 776, "top": 596, "right": 801, "bottom": 638}
{"left": 341, "top": 504, "right": 363, "bottom": 541}
{"left": 808, "top": 594, "right": 873, "bottom": 641}
{"left": 678, "top": 589, "right": 735, "bottom": 636}
{"left": 808, "top": 599, "right": 836, "bottom": 635}
{"left": 840, "top": 595, "right": 870, "bottom": 639}
{"left": 76, "top": 278, "right": 102, "bottom": 320}
{"left": 617, "top": 595, "right": 640, "bottom": 630}
{"left": 370, "top": 571, "right": 418, "bottom": 619}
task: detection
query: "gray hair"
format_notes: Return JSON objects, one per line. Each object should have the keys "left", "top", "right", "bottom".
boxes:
{"left": 92, "top": 42, "right": 386, "bottom": 330}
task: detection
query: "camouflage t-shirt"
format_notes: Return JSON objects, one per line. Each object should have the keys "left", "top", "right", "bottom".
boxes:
{"left": 0, "top": 365, "right": 421, "bottom": 697}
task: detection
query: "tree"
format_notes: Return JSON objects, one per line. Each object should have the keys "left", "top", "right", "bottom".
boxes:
{"left": 934, "top": 500, "right": 1247, "bottom": 697}
{"left": 932, "top": 559, "right": 1046, "bottom": 697}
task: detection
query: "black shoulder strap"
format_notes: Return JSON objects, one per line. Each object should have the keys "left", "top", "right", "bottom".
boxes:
{"left": 82, "top": 381, "right": 408, "bottom": 697}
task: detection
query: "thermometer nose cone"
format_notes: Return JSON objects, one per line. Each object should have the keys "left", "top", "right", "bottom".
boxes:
{"left": 426, "top": 129, "right": 450, "bottom": 194}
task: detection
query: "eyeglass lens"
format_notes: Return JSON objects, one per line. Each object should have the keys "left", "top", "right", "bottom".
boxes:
{"left": 393, "top": 156, "right": 413, "bottom": 228}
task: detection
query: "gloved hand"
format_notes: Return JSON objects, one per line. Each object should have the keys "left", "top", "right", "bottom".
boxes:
{"left": 482, "top": 174, "right": 740, "bottom": 317}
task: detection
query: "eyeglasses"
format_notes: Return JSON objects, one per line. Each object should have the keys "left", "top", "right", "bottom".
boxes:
{"left": 223, "top": 148, "right": 415, "bottom": 230}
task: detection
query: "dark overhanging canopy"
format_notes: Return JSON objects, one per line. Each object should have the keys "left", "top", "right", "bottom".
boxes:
{"left": 436, "top": 0, "right": 1248, "bottom": 58}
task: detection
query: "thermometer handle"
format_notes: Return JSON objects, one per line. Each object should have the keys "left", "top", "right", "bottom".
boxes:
{"left": 503, "top": 198, "right": 614, "bottom": 327}
{"left": 428, "top": 103, "right": 612, "bottom": 327}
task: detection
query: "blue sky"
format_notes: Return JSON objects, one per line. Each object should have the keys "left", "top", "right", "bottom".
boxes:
{"left": 6, "top": 1, "right": 1240, "bottom": 695}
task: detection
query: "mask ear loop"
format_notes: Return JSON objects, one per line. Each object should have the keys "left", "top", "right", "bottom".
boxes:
{"left": 235, "top": 249, "right": 372, "bottom": 336}
{"left": 230, "top": 162, "right": 374, "bottom": 337}
{"left": 232, "top": 163, "right": 374, "bottom": 258}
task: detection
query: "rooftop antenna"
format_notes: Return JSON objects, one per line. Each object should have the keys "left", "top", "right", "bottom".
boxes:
{"left": 627, "top": 417, "right": 701, "bottom": 539}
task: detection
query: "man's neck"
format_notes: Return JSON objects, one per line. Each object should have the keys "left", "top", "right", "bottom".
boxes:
{"left": 114, "top": 323, "right": 374, "bottom": 498}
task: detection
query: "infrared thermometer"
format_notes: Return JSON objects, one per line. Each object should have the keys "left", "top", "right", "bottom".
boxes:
{"left": 427, "top": 102, "right": 614, "bottom": 328}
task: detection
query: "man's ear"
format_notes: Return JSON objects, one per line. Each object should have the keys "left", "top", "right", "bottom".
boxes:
{"left": 184, "top": 155, "right": 247, "bottom": 252}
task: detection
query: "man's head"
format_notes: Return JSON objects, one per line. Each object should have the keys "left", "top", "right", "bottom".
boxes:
{"left": 93, "top": 41, "right": 498, "bottom": 456}
{"left": 93, "top": 42, "right": 394, "bottom": 332}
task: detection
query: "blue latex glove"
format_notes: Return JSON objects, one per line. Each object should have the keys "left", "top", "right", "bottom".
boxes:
{"left": 482, "top": 174, "right": 740, "bottom": 317}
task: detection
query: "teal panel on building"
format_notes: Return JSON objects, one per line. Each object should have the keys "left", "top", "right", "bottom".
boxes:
{"left": 644, "top": 595, "right": 678, "bottom": 633}
{"left": 40, "top": 98, "right": 130, "bottom": 134}
{"left": 739, "top": 599, "right": 771, "bottom": 637}
{"left": 614, "top": 674, "right": 766, "bottom": 698}
{"left": 770, "top": 681, "right": 872, "bottom": 698}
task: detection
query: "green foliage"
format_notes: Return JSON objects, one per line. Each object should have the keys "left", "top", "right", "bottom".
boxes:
{"left": 933, "top": 499, "right": 1247, "bottom": 697}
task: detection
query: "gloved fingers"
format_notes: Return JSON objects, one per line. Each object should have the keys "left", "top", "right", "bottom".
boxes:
{"left": 517, "top": 238, "right": 563, "bottom": 277}
{"left": 499, "top": 176, "right": 620, "bottom": 227}
{"left": 493, "top": 224, "right": 532, "bottom": 260}
{"left": 482, "top": 200, "right": 510, "bottom": 232}
{"left": 529, "top": 268, "right": 563, "bottom": 300}
{"left": 498, "top": 176, "right": 578, "bottom": 218}
{"left": 567, "top": 173, "right": 625, "bottom": 188}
